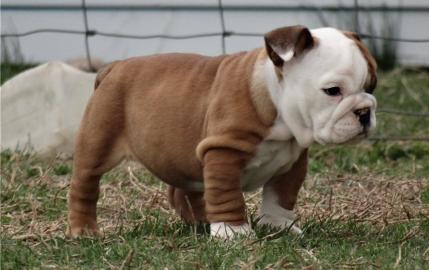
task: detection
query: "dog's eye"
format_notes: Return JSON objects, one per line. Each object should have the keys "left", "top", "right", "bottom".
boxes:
{"left": 322, "top": 87, "right": 341, "bottom": 96}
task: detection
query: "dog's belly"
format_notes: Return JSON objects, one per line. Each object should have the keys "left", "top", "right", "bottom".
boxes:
{"left": 241, "top": 140, "right": 303, "bottom": 191}
{"left": 158, "top": 140, "right": 303, "bottom": 192}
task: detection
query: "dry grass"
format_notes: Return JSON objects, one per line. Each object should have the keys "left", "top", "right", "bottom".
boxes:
{"left": 298, "top": 174, "right": 428, "bottom": 226}
{"left": 1, "top": 148, "right": 428, "bottom": 269}
{"left": 1, "top": 67, "right": 429, "bottom": 268}
{"left": 2, "top": 158, "right": 427, "bottom": 240}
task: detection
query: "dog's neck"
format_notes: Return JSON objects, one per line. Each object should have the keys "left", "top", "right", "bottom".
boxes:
{"left": 253, "top": 53, "right": 314, "bottom": 147}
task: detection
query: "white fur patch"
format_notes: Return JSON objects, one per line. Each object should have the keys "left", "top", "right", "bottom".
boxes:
{"left": 258, "top": 186, "right": 302, "bottom": 234}
{"left": 259, "top": 27, "right": 377, "bottom": 148}
{"left": 280, "top": 50, "right": 294, "bottom": 62}
{"left": 210, "top": 222, "right": 252, "bottom": 238}
{"left": 241, "top": 138, "right": 303, "bottom": 191}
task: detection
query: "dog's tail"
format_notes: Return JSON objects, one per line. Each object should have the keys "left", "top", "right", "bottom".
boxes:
{"left": 94, "top": 61, "right": 119, "bottom": 90}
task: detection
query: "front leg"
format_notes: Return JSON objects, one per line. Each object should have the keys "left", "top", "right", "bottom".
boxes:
{"left": 259, "top": 150, "right": 308, "bottom": 234}
{"left": 203, "top": 148, "right": 252, "bottom": 238}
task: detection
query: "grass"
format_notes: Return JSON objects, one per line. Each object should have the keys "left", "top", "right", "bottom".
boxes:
{"left": 1, "top": 64, "right": 429, "bottom": 269}
{"left": 1, "top": 63, "right": 35, "bottom": 85}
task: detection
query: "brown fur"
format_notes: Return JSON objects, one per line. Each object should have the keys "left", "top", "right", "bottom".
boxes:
{"left": 94, "top": 61, "right": 118, "bottom": 89}
{"left": 168, "top": 186, "right": 207, "bottom": 223}
{"left": 249, "top": 49, "right": 278, "bottom": 125}
{"left": 67, "top": 26, "right": 377, "bottom": 237}
{"left": 68, "top": 49, "right": 276, "bottom": 236}
{"left": 265, "top": 149, "right": 308, "bottom": 210}
{"left": 343, "top": 31, "right": 378, "bottom": 93}
{"left": 264, "top": 25, "right": 315, "bottom": 67}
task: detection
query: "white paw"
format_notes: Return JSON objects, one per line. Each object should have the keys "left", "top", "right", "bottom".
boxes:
{"left": 210, "top": 222, "right": 253, "bottom": 239}
{"left": 258, "top": 212, "right": 303, "bottom": 235}
{"left": 259, "top": 187, "right": 302, "bottom": 235}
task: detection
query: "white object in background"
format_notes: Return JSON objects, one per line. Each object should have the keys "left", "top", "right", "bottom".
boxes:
{"left": 0, "top": 62, "right": 96, "bottom": 156}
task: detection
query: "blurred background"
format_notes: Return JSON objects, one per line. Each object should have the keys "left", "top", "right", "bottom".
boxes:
{"left": 2, "top": 0, "right": 429, "bottom": 69}
{"left": 1, "top": 2, "right": 429, "bottom": 268}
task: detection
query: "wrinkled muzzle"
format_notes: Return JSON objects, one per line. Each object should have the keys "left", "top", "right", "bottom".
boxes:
{"left": 315, "top": 93, "right": 377, "bottom": 144}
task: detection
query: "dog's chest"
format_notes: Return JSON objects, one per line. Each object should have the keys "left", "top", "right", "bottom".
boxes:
{"left": 241, "top": 140, "right": 303, "bottom": 191}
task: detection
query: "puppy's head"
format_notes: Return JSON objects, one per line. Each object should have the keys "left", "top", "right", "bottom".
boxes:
{"left": 264, "top": 26, "right": 377, "bottom": 146}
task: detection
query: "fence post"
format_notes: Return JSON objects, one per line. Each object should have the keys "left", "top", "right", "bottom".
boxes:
{"left": 82, "top": 0, "right": 95, "bottom": 72}
{"left": 218, "top": 0, "right": 226, "bottom": 54}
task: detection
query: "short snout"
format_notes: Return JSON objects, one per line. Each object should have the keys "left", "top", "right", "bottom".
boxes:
{"left": 314, "top": 93, "right": 377, "bottom": 145}
{"left": 354, "top": 107, "right": 371, "bottom": 127}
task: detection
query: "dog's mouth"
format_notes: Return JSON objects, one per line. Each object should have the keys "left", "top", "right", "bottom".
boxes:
{"left": 324, "top": 129, "right": 369, "bottom": 145}
{"left": 313, "top": 121, "right": 372, "bottom": 146}
{"left": 341, "top": 129, "right": 369, "bottom": 145}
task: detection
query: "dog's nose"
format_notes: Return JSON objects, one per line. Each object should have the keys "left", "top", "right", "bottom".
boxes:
{"left": 354, "top": 107, "right": 371, "bottom": 126}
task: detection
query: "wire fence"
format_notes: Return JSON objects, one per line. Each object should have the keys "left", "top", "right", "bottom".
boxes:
{"left": 1, "top": 0, "right": 429, "bottom": 141}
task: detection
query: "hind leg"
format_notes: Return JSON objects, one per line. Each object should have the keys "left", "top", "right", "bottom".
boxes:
{"left": 168, "top": 186, "right": 207, "bottom": 223}
{"left": 67, "top": 95, "right": 126, "bottom": 237}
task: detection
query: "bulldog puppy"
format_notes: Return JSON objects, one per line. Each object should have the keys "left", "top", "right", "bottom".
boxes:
{"left": 67, "top": 25, "right": 377, "bottom": 238}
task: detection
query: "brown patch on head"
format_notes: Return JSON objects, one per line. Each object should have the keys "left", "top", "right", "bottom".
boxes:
{"left": 343, "top": 31, "right": 378, "bottom": 93}
{"left": 264, "top": 25, "right": 315, "bottom": 68}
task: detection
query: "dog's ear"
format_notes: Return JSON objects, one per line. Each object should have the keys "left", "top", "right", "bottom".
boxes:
{"left": 264, "top": 25, "right": 315, "bottom": 67}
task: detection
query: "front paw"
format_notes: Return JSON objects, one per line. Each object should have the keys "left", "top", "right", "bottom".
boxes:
{"left": 67, "top": 216, "right": 103, "bottom": 238}
{"left": 258, "top": 213, "right": 302, "bottom": 235}
{"left": 66, "top": 225, "right": 103, "bottom": 238}
{"left": 210, "top": 222, "right": 253, "bottom": 239}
